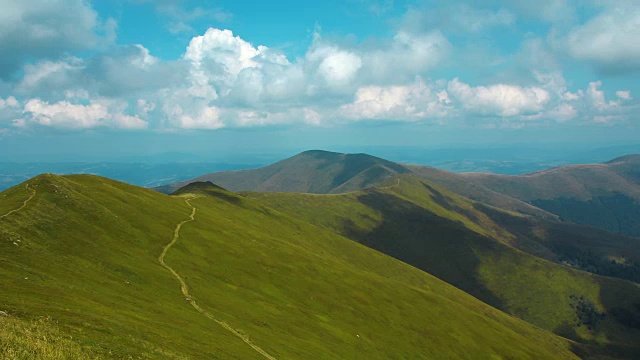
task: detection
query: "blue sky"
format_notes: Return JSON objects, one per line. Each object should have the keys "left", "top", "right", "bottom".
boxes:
{"left": 0, "top": 0, "right": 638, "bottom": 161}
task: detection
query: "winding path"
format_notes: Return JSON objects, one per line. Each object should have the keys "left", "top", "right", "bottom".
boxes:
{"left": 0, "top": 184, "right": 36, "bottom": 220}
{"left": 158, "top": 197, "right": 277, "bottom": 360}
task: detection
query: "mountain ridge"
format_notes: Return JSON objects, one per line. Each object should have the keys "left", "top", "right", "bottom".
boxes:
{"left": 1, "top": 173, "right": 582, "bottom": 359}
{"left": 157, "top": 150, "right": 640, "bottom": 236}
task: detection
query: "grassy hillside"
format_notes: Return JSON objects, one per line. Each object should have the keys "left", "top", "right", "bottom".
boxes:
{"left": 246, "top": 175, "right": 640, "bottom": 357}
{"left": 458, "top": 155, "right": 640, "bottom": 236}
{"left": 0, "top": 175, "right": 580, "bottom": 359}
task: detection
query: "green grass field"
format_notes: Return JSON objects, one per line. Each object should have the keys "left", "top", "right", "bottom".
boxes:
{"left": 0, "top": 174, "right": 584, "bottom": 358}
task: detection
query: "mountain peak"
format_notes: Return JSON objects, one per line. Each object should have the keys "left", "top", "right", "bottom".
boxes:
{"left": 172, "top": 181, "right": 228, "bottom": 195}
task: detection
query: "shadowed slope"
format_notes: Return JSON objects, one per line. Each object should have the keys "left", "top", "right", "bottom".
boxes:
{"left": 458, "top": 155, "right": 640, "bottom": 236}
{"left": 246, "top": 175, "right": 640, "bottom": 357}
{"left": 0, "top": 175, "right": 579, "bottom": 359}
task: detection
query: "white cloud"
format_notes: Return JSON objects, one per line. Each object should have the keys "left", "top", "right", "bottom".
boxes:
{"left": 562, "top": 91, "right": 583, "bottom": 101}
{"left": 15, "top": 45, "right": 177, "bottom": 98}
{"left": 112, "top": 113, "right": 148, "bottom": 129}
{"left": 184, "top": 28, "right": 262, "bottom": 77}
{"left": 0, "top": 96, "right": 19, "bottom": 110}
{"left": 17, "top": 58, "right": 83, "bottom": 94}
{"left": 616, "top": 90, "right": 632, "bottom": 100}
{"left": 561, "top": 5, "right": 640, "bottom": 73}
{"left": 0, "top": 0, "right": 113, "bottom": 78}
{"left": 172, "top": 105, "right": 223, "bottom": 130}
{"left": 447, "top": 78, "right": 551, "bottom": 117}
{"left": 340, "top": 79, "right": 451, "bottom": 121}
{"left": 234, "top": 108, "right": 324, "bottom": 127}
{"left": 546, "top": 103, "right": 579, "bottom": 122}
{"left": 136, "top": 99, "right": 156, "bottom": 117}
{"left": 317, "top": 50, "right": 362, "bottom": 87}
{"left": 181, "top": 28, "right": 294, "bottom": 103}
{"left": 362, "top": 31, "right": 451, "bottom": 84}
{"left": 586, "top": 81, "right": 623, "bottom": 111}
{"left": 23, "top": 99, "right": 109, "bottom": 129}
{"left": 4, "top": 17, "right": 637, "bottom": 133}
{"left": 21, "top": 98, "right": 147, "bottom": 129}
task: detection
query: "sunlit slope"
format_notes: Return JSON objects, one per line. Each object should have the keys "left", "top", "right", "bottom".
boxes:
{"left": 0, "top": 175, "right": 578, "bottom": 359}
{"left": 246, "top": 175, "right": 640, "bottom": 356}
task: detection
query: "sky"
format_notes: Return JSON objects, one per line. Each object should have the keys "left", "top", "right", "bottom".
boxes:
{"left": 0, "top": 0, "right": 639, "bottom": 161}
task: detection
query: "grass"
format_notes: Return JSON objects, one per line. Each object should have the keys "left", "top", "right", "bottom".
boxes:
{"left": 1, "top": 316, "right": 98, "bottom": 359}
{"left": 246, "top": 174, "right": 640, "bottom": 357}
{"left": 0, "top": 175, "right": 579, "bottom": 359}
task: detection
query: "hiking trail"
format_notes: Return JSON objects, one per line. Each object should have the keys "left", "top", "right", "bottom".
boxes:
{"left": 0, "top": 185, "right": 36, "bottom": 220}
{"left": 158, "top": 197, "right": 277, "bottom": 360}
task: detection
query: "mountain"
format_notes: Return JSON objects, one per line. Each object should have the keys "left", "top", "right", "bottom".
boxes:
{"left": 245, "top": 174, "right": 640, "bottom": 356}
{"left": 156, "top": 150, "right": 557, "bottom": 220}
{"left": 155, "top": 150, "right": 411, "bottom": 195}
{"left": 158, "top": 151, "right": 640, "bottom": 237}
{"left": 0, "top": 175, "right": 580, "bottom": 359}
{"left": 459, "top": 154, "right": 640, "bottom": 236}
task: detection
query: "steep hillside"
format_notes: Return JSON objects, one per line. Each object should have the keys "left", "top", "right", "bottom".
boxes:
{"left": 459, "top": 155, "right": 640, "bottom": 236}
{"left": 405, "top": 164, "right": 559, "bottom": 219}
{"left": 0, "top": 175, "right": 580, "bottom": 359}
{"left": 246, "top": 175, "right": 640, "bottom": 357}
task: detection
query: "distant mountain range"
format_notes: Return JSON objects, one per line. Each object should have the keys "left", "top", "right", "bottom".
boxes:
{"left": 459, "top": 155, "right": 640, "bottom": 236}
{"left": 157, "top": 150, "right": 640, "bottom": 236}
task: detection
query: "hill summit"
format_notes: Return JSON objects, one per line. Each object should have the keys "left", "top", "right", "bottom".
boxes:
{"left": 156, "top": 150, "right": 410, "bottom": 194}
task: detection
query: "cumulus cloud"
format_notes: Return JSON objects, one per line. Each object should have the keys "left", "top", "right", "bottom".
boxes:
{"left": 2, "top": 9, "right": 637, "bottom": 133}
{"left": 340, "top": 79, "right": 451, "bottom": 121}
{"left": 182, "top": 28, "right": 291, "bottom": 101}
{"left": 20, "top": 99, "right": 147, "bottom": 129}
{"left": 586, "top": 81, "right": 626, "bottom": 111}
{"left": 0, "top": 0, "right": 114, "bottom": 78}
{"left": 447, "top": 78, "right": 551, "bottom": 117}
{"left": 560, "top": 5, "right": 640, "bottom": 73}
{"left": 317, "top": 50, "right": 362, "bottom": 88}
{"left": 177, "top": 106, "right": 223, "bottom": 130}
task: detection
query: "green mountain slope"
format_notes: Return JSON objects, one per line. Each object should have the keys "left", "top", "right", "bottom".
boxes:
{"left": 246, "top": 175, "right": 640, "bottom": 357}
{"left": 0, "top": 175, "right": 580, "bottom": 359}
{"left": 458, "top": 155, "right": 640, "bottom": 236}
